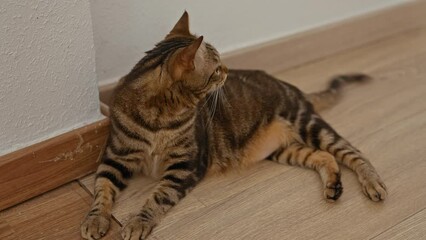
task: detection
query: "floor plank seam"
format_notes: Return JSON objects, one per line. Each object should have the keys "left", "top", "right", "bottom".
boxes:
{"left": 111, "top": 214, "right": 123, "bottom": 228}
{"left": 369, "top": 206, "right": 426, "bottom": 240}
{"left": 77, "top": 178, "right": 124, "bottom": 229}
{"left": 193, "top": 166, "right": 292, "bottom": 207}
{"left": 194, "top": 165, "right": 292, "bottom": 207}
{"left": 78, "top": 178, "right": 95, "bottom": 197}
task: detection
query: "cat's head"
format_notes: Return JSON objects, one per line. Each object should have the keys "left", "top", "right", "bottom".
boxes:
{"left": 126, "top": 12, "right": 228, "bottom": 110}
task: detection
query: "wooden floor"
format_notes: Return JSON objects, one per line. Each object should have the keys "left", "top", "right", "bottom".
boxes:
{"left": 2, "top": 28, "right": 426, "bottom": 240}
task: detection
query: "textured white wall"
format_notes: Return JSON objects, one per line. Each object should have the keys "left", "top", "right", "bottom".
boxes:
{"left": 0, "top": 1, "right": 102, "bottom": 156}
{"left": 90, "top": 0, "right": 408, "bottom": 84}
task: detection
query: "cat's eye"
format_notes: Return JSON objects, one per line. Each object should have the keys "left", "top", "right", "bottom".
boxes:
{"left": 215, "top": 67, "right": 221, "bottom": 74}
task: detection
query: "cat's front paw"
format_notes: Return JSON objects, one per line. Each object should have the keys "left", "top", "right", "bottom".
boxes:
{"left": 362, "top": 176, "right": 388, "bottom": 201}
{"left": 121, "top": 216, "right": 156, "bottom": 240}
{"left": 81, "top": 213, "right": 111, "bottom": 240}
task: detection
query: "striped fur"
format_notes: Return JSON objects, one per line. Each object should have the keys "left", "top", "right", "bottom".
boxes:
{"left": 306, "top": 74, "right": 371, "bottom": 111}
{"left": 82, "top": 12, "right": 387, "bottom": 240}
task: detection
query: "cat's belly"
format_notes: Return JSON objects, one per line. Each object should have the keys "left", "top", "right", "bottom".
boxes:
{"left": 209, "top": 118, "right": 299, "bottom": 174}
{"left": 239, "top": 118, "right": 298, "bottom": 166}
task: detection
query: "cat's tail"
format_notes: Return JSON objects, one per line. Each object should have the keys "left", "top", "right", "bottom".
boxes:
{"left": 306, "top": 73, "right": 371, "bottom": 112}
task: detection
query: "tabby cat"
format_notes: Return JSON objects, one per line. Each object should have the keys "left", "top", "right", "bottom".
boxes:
{"left": 81, "top": 12, "right": 387, "bottom": 240}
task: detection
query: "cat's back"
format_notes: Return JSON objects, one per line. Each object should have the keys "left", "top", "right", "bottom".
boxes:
{"left": 220, "top": 69, "right": 303, "bottom": 113}
{"left": 225, "top": 69, "right": 301, "bottom": 97}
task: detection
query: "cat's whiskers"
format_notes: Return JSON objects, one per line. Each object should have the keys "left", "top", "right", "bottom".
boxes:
{"left": 207, "top": 90, "right": 219, "bottom": 127}
{"left": 199, "top": 90, "right": 215, "bottom": 111}
{"left": 219, "top": 87, "right": 231, "bottom": 108}
{"left": 216, "top": 88, "right": 227, "bottom": 117}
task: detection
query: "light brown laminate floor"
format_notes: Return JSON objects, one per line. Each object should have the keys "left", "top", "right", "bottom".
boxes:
{"left": 0, "top": 182, "right": 122, "bottom": 240}
{"left": 2, "top": 28, "right": 426, "bottom": 240}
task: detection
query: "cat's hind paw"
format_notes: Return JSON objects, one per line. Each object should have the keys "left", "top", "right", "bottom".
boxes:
{"left": 362, "top": 177, "right": 387, "bottom": 201}
{"left": 324, "top": 173, "right": 343, "bottom": 202}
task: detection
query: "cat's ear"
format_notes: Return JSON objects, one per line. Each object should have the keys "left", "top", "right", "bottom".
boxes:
{"left": 178, "top": 36, "right": 203, "bottom": 70}
{"left": 167, "top": 11, "right": 190, "bottom": 39}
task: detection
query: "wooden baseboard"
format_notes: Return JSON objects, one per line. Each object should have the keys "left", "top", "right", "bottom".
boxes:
{"left": 0, "top": 118, "right": 110, "bottom": 211}
{"left": 222, "top": 1, "right": 426, "bottom": 74}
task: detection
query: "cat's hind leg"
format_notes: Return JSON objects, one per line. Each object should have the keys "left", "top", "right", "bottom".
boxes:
{"left": 268, "top": 142, "right": 343, "bottom": 201}
{"left": 300, "top": 113, "right": 387, "bottom": 201}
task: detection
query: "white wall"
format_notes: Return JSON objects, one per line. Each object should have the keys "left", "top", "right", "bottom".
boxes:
{"left": 89, "top": 0, "right": 408, "bottom": 84}
{"left": 0, "top": 1, "right": 102, "bottom": 156}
